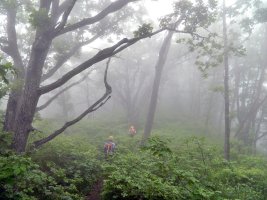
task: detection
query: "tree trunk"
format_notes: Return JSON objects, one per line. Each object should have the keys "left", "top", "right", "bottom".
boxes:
{"left": 3, "top": 7, "right": 25, "bottom": 132}
{"left": 4, "top": 76, "right": 24, "bottom": 133}
{"left": 4, "top": 90, "right": 22, "bottom": 132}
{"left": 4, "top": 64, "right": 25, "bottom": 132}
{"left": 12, "top": 33, "right": 52, "bottom": 152}
{"left": 223, "top": 0, "right": 231, "bottom": 161}
{"left": 142, "top": 31, "right": 174, "bottom": 142}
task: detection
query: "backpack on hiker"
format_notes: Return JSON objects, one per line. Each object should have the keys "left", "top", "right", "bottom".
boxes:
{"left": 104, "top": 136, "right": 115, "bottom": 158}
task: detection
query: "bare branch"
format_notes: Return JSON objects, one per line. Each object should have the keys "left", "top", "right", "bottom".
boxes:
{"left": 53, "top": 0, "right": 77, "bottom": 35}
{"left": 165, "top": 27, "right": 207, "bottom": 39}
{"left": 4, "top": 6, "right": 24, "bottom": 72}
{"left": 54, "top": 0, "right": 138, "bottom": 37}
{"left": 51, "top": 0, "right": 60, "bottom": 24}
{"left": 33, "top": 58, "right": 112, "bottom": 149}
{"left": 37, "top": 71, "right": 91, "bottom": 112}
{"left": 39, "top": 28, "right": 165, "bottom": 95}
{"left": 44, "top": 12, "right": 126, "bottom": 81}
{"left": 111, "top": 28, "right": 165, "bottom": 55}
{"left": 58, "top": 0, "right": 74, "bottom": 15}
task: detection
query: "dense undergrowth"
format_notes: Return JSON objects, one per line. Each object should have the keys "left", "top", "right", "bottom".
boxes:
{"left": 0, "top": 119, "right": 267, "bottom": 199}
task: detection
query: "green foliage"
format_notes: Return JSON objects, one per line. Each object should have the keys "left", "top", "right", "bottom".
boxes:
{"left": 0, "top": 58, "right": 13, "bottom": 83}
{"left": 142, "top": 136, "right": 172, "bottom": 157}
{"left": 0, "top": 0, "right": 17, "bottom": 11}
{"left": 133, "top": 23, "right": 153, "bottom": 38}
{"left": 159, "top": 0, "right": 221, "bottom": 77}
{"left": 0, "top": 125, "right": 102, "bottom": 199}
{"left": 0, "top": 153, "right": 90, "bottom": 200}
{"left": 160, "top": 0, "right": 217, "bottom": 29}
{"left": 1, "top": 120, "right": 266, "bottom": 199}
{"left": 102, "top": 137, "right": 213, "bottom": 200}
{"left": 30, "top": 135, "right": 102, "bottom": 196}
{"left": 102, "top": 136, "right": 267, "bottom": 200}
{"left": 0, "top": 131, "right": 13, "bottom": 155}
{"left": 0, "top": 57, "right": 14, "bottom": 98}
{"left": 29, "top": 8, "right": 49, "bottom": 28}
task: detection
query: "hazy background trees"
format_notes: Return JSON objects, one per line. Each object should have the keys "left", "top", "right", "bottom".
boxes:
{"left": 0, "top": 0, "right": 267, "bottom": 154}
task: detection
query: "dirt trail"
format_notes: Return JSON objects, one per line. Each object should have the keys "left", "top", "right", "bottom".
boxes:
{"left": 87, "top": 179, "right": 103, "bottom": 200}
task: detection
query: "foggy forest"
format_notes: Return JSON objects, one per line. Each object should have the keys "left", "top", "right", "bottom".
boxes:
{"left": 0, "top": 0, "right": 267, "bottom": 199}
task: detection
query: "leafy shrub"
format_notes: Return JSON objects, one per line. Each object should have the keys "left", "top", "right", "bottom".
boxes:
{"left": 0, "top": 129, "right": 102, "bottom": 200}
{"left": 0, "top": 154, "right": 83, "bottom": 200}
{"left": 30, "top": 135, "right": 102, "bottom": 196}
{"left": 102, "top": 136, "right": 267, "bottom": 200}
{"left": 1, "top": 120, "right": 266, "bottom": 200}
{"left": 102, "top": 137, "right": 218, "bottom": 200}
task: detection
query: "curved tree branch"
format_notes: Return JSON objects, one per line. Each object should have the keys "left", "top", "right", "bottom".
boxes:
{"left": 54, "top": 0, "right": 138, "bottom": 37}
{"left": 165, "top": 27, "right": 208, "bottom": 39}
{"left": 39, "top": 28, "right": 165, "bottom": 95}
{"left": 4, "top": 5, "right": 24, "bottom": 75}
{"left": 53, "top": 0, "right": 77, "bottom": 35}
{"left": 33, "top": 58, "right": 112, "bottom": 149}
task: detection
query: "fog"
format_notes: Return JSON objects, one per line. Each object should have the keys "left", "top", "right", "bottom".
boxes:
{"left": 0, "top": 0, "right": 266, "bottom": 152}
{"left": 19, "top": 1, "right": 262, "bottom": 153}
{"left": 1, "top": 0, "right": 267, "bottom": 199}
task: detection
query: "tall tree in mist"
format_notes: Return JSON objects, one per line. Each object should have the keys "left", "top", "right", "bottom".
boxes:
{"left": 222, "top": 0, "right": 230, "bottom": 161}
{"left": 219, "top": 0, "right": 267, "bottom": 155}
{"left": 143, "top": 30, "right": 174, "bottom": 142}
{"left": 142, "top": 0, "right": 218, "bottom": 142}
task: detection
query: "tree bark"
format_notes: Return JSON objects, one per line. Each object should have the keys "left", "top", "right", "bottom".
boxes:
{"left": 12, "top": 37, "right": 52, "bottom": 152}
{"left": 223, "top": 0, "right": 231, "bottom": 161}
{"left": 12, "top": 9, "right": 53, "bottom": 151}
{"left": 142, "top": 30, "right": 174, "bottom": 143}
{"left": 2, "top": 5, "right": 25, "bottom": 132}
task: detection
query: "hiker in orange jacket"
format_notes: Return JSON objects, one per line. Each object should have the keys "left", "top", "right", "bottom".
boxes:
{"left": 128, "top": 125, "right": 137, "bottom": 137}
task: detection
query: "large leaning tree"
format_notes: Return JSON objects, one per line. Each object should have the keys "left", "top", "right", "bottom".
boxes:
{"left": 0, "top": 0, "right": 163, "bottom": 153}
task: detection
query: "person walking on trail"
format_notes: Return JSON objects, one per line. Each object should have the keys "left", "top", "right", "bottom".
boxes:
{"left": 104, "top": 136, "right": 116, "bottom": 159}
{"left": 129, "top": 125, "right": 136, "bottom": 137}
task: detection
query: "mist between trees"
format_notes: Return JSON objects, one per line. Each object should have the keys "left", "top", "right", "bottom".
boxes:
{"left": 0, "top": 0, "right": 266, "bottom": 163}
{"left": 1, "top": 0, "right": 267, "bottom": 199}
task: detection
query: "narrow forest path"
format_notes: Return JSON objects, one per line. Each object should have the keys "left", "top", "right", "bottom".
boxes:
{"left": 87, "top": 179, "right": 103, "bottom": 200}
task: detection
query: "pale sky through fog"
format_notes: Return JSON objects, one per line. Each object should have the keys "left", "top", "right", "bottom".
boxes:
{"left": 81, "top": 0, "right": 175, "bottom": 53}
{"left": 143, "top": 0, "right": 174, "bottom": 21}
